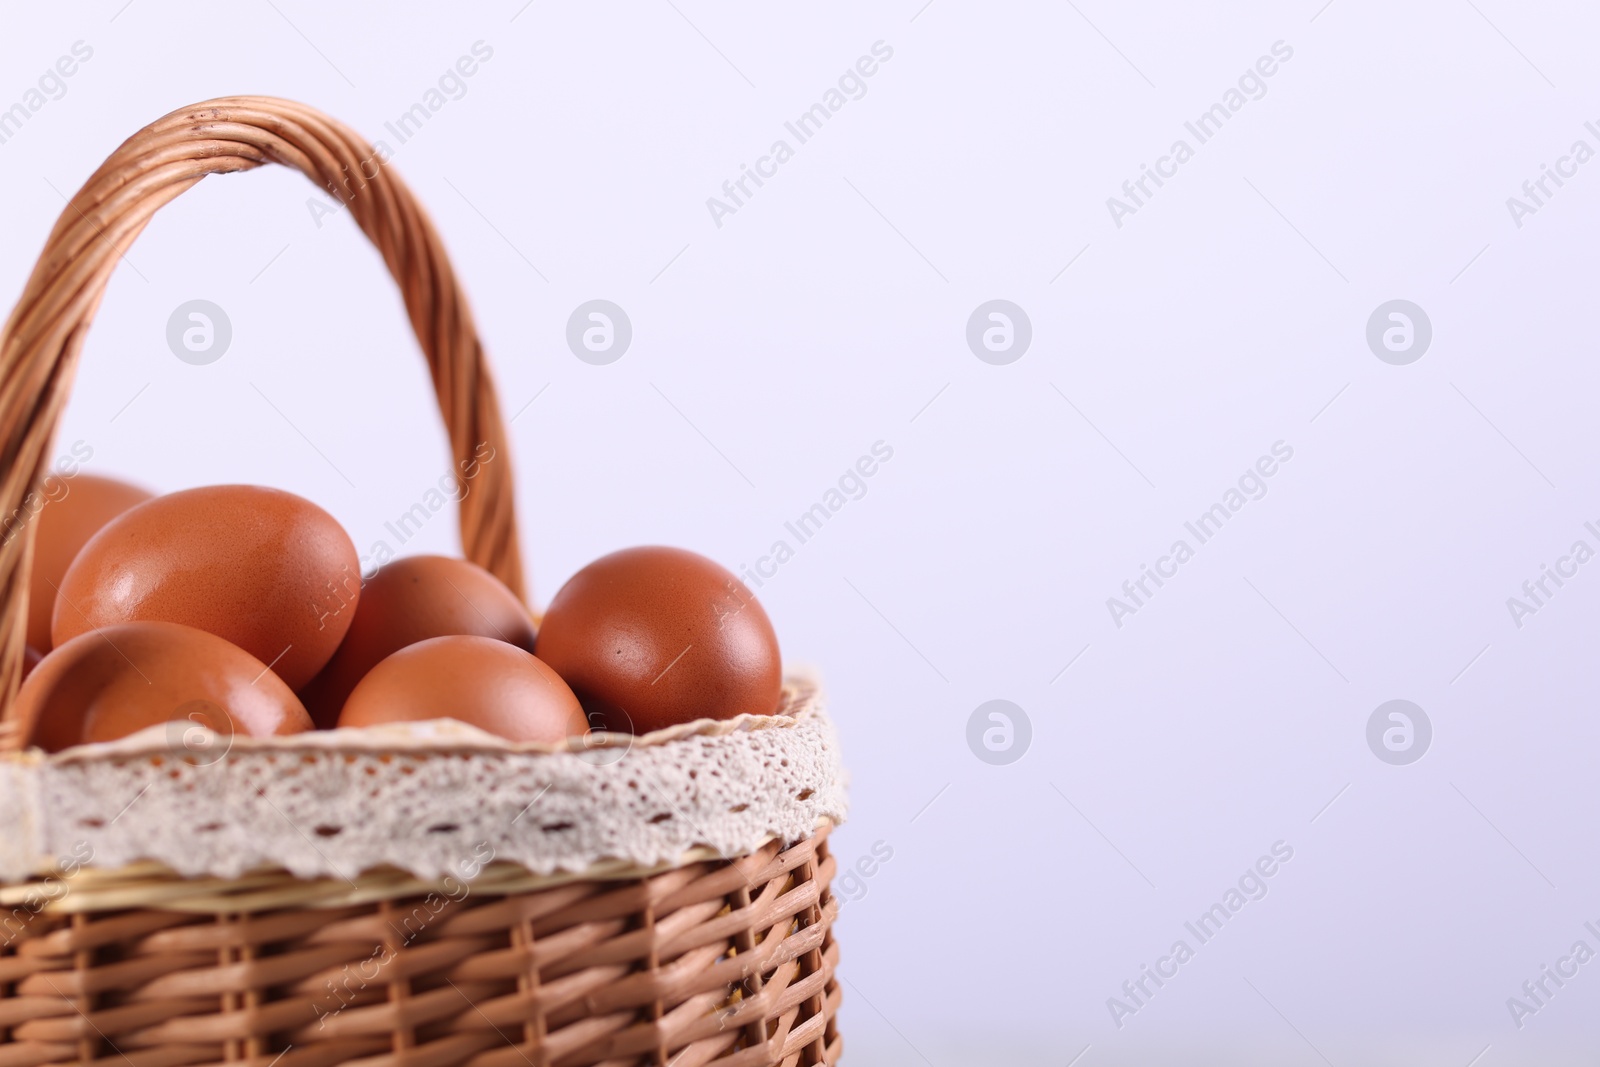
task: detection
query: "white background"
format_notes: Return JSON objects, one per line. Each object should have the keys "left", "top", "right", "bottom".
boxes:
{"left": 4, "top": 2, "right": 1600, "bottom": 1063}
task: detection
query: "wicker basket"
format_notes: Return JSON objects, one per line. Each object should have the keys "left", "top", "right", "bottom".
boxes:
{"left": 0, "top": 97, "right": 843, "bottom": 1066}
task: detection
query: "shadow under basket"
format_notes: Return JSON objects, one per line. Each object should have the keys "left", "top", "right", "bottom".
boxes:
{"left": 0, "top": 96, "right": 845, "bottom": 1066}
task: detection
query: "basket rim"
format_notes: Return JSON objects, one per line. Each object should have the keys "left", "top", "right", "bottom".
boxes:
{"left": 0, "top": 676, "right": 845, "bottom": 893}
{"left": 0, "top": 820, "right": 836, "bottom": 915}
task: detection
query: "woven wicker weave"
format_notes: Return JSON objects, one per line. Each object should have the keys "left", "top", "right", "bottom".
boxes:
{"left": 0, "top": 831, "right": 840, "bottom": 1067}
{"left": 0, "top": 98, "right": 842, "bottom": 1066}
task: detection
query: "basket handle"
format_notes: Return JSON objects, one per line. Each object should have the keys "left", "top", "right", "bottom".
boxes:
{"left": 0, "top": 96, "right": 526, "bottom": 729}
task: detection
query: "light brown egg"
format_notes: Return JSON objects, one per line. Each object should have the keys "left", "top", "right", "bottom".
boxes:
{"left": 534, "top": 546, "right": 782, "bottom": 734}
{"left": 15, "top": 620, "right": 312, "bottom": 754}
{"left": 337, "top": 635, "right": 588, "bottom": 744}
{"left": 26, "top": 474, "right": 154, "bottom": 650}
{"left": 52, "top": 485, "right": 361, "bottom": 689}
{"left": 300, "top": 555, "right": 537, "bottom": 729}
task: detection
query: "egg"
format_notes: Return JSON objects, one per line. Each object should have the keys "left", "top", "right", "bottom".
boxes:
{"left": 14, "top": 620, "right": 312, "bottom": 753}
{"left": 336, "top": 635, "right": 587, "bottom": 744}
{"left": 26, "top": 474, "right": 154, "bottom": 650}
{"left": 300, "top": 555, "right": 537, "bottom": 729}
{"left": 22, "top": 645, "right": 42, "bottom": 679}
{"left": 533, "top": 546, "right": 782, "bottom": 733}
{"left": 52, "top": 485, "right": 361, "bottom": 690}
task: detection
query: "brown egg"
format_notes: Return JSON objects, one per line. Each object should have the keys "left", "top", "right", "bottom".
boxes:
{"left": 15, "top": 620, "right": 312, "bottom": 754}
{"left": 300, "top": 555, "right": 537, "bottom": 729}
{"left": 22, "top": 645, "right": 42, "bottom": 679}
{"left": 534, "top": 546, "right": 782, "bottom": 734}
{"left": 337, "top": 635, "right": 587, "bottom": 744}
{"left": 52, "top": 485, "right": 360, "bottom": 689}
{"left": 26, "top": 474, "right": 154, "bottom": 650}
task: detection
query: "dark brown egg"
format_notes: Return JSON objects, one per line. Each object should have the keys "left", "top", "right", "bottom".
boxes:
{"left": 26, "top": 474, "right": 154, "bottom": 650}
{"left": 300, "top": 555, "right": 536, "bottom": 729}
{"left": 52, "top": 485, "right": 361, "bottom": 689}
{"left": 533, "top": 546, "right": 782, "bottom": 734}
{"left": 337, "top": 635, "right": 587, "bottom": 744}
{"left": 15, "top": 620, "right": 312, "bottom": 753}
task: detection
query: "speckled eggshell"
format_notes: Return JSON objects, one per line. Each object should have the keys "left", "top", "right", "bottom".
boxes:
{"left": 336, "top": 635, "right": 588, "bottom": 744}
{"left": 300, "top": 555, "right": 537, "bottom": 729}
{"left": 51, "top": 485, "right": 360, "bottom": 689}
{"left": 27, "top": 474, "right": 154, "bottom": 650}
{"left": 15, "top": 620, "right": 312, "bottom": 753}
{"left": 533, "top": 546, "right": 783, "bottom": 734}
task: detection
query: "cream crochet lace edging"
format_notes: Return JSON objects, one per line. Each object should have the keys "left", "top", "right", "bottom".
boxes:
{"left": 0, "top": 677, "right": 846, "bottom": 887}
